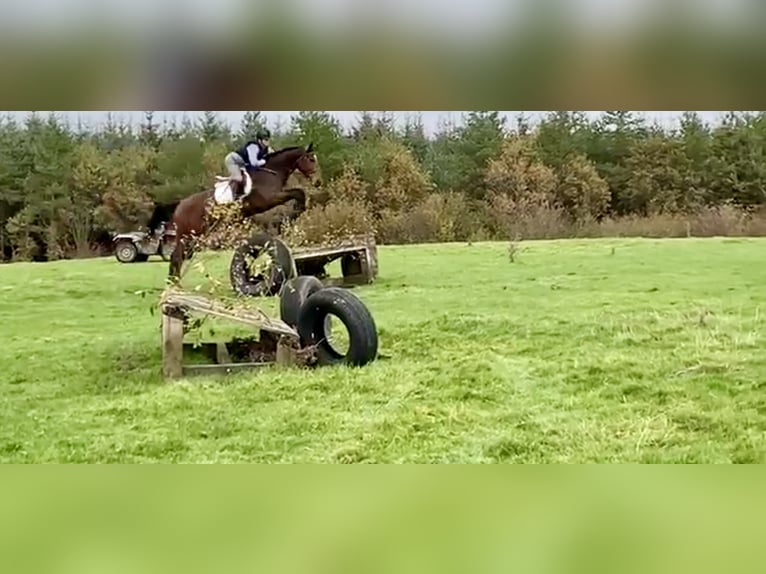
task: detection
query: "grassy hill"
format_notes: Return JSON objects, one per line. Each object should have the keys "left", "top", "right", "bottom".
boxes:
{"left": 1, "top": 238, "right": 765, "bottom": 463}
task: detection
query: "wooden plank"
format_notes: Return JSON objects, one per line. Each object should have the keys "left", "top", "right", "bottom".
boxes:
{"left": 293, "top": 245, "right": 368, "bottom": 261}
{"left": 161, "top": 290, "right": 298, "bottom": 339}
{"left": 292, "top": 234, "right": 376, "bottom": 261}
{"left": 292, "top": 234, "right": 372, "bottom": 252}
{"left": 162, "top": 312, "right": 184, "bottom": 379}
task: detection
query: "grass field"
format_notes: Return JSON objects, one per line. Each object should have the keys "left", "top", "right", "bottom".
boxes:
{"left": 1, "top": 237, "right": 765, "bottom": 463}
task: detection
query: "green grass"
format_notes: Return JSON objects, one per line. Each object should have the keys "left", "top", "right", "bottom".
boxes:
{"left": 1, "top": 237, "right": 765, "bottom": 463}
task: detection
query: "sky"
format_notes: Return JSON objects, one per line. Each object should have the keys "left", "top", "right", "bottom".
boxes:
{"left": 7, "top": 111, "right": 736, "bottom": 136}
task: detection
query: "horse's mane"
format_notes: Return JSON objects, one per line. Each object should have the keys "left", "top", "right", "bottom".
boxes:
{"left": 264, "top": 146, "right": 304, "bottom": 161}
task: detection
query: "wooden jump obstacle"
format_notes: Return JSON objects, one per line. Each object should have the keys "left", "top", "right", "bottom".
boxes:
{"left": 291, "top": 234, "right": 378, "bottom": 287}
{"left": 159, "top": 288, "right": 303, "bottom": 379}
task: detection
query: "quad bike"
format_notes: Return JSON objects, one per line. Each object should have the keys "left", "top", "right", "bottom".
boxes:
{"left": 113, "top": 222, "right": 177, "bottom": 263}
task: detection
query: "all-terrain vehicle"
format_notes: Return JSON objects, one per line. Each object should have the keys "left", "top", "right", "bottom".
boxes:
{"left": 113, "top": 222, "right": 176, "bottom": 263}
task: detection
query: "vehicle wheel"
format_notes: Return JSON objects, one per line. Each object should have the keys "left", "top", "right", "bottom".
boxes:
{"left": 279, "top": 275, "right": 325, "bottom": 328}
{"left": 115, "top": 240, "right": 138, "bottom": 263}
{"left": 297, "top": 287, "right": 378, "bottom": 367}
{"left": 230, "top": 233, "right": 297, "bottom": 297}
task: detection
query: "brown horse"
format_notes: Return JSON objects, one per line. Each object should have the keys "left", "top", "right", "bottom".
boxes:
{"left": 167, "top": 143, "right": 320, "bottom": 282}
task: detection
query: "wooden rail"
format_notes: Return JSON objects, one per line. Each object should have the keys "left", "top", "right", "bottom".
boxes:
{"left": 159, "top": 288, "right": 300, "bottom": 379}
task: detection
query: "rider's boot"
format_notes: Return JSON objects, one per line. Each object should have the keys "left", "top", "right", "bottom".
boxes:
{"left": 229, "top": 178, "right": 241, "bottom": 200}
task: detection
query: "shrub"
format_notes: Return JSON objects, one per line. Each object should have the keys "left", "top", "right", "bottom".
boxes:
{"left": 554, "top": 154, "right": 611, "bottom": 222}
{"left": 282, "top": 200, "right": 376, "bottom": 247}
{"left": 375, "top": 192, "right": 487, "bottom": 244}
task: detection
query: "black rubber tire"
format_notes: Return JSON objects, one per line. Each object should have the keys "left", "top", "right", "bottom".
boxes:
{"left": 279, "top": 275, "right": 325, "bottom": 328}
{"left": 230, "top": 233, "right": 296, "bottom": 297}
{"left": 297, "top": 287, "right": 378, "bottom": 367}
{"left": 114, "top": 240, "right": 138, "bottom": 263}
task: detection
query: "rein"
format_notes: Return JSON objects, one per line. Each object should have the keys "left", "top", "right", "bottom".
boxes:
{"left": 256, "top": 167, "right": 279, "bottom": 176}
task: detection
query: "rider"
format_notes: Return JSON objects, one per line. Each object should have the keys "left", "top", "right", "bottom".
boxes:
{"left": 225, "top": 128, "right": 273, "bottom": 199}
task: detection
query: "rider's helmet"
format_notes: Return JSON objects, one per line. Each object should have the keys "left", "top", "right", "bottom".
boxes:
{"left": 256, "top": 129, "right": 272, "bottom": 142}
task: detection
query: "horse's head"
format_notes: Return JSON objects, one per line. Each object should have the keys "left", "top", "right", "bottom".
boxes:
{"left": 295, "top": 142, "right": 322, "bottom": 187}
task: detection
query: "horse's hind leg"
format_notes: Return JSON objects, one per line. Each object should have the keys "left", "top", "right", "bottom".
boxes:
{"left": 168, "top": 241, "right": 185, "bottom": 284}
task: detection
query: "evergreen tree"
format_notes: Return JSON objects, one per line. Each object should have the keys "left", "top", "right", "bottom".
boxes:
{"left": 289, "top": 111, "right": 347, "bottom": 181}
{"left": 196, "top": 111, "right": 231, "bottom": 144}
{"left": 589, "top": 111, "right": 649, "bottom": 214}
{"left": 139, "top": 111, "right": 161, "bottom": 149}
{"left": 452, "top": 111, "right": 506, "bottom": 200}
{"left": 534, "top": 111, "right": 590, "bottom": 168}
{"left": 238, "top": 111, "right": 267, "bottom": 144}
{"left": 399, "top": 113, "right": 429, "bottom": 164}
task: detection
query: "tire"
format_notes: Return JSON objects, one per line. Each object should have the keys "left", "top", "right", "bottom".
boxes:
{"left": 115, "top": 240, "right": 138, "bottom": 263}
{"left": 297, "top": 287, "right": 378, "bottom": 367}
{"left": 279, "top": 275, "right": 325, "bottom": 328}
{"left": 230, "top": 233, "right": 297, "bottom": 297}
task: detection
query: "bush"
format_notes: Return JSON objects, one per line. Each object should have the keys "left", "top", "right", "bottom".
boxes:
{"left": 377, "top": 192, "right": 486, "bottom": 244}
{"left": 372, "top": 139, "right": 435, "bottom": 213}
{"left": 554, "top": 154, "right": 611, "bottom": 221}
{"left": 485, "top": 137, "right": 558, "bottom": 204}
{"left": 485, "top": 196, "right": 573, "bottom": 240}
{"left": 282, "top": 200, "right": 376, "bottom": 247}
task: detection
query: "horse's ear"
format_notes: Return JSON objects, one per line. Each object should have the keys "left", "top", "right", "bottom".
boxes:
{"left": 306, "top": 142, "right": 314, "bottom": 153}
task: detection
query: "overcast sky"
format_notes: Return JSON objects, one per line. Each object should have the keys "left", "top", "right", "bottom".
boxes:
{"left": 7, "top": 111, "right": 735, "bottom": 135}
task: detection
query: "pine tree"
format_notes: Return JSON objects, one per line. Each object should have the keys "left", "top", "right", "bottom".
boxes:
{"left": 289, "top": 111, "right": 346, "bottom": 180}
{"left": 452, "top": 111, "right": 506, "bottom": 200}
{"left": 534, "top": 111, "right": 590, "bottom": 168}
{"left": 238, "top": 111, "right": 267, "bottom": 144}
{"left": 196, "top": 111, "right": 231, "bottom": 144}
{"left": 400, "top": 113, "right": 429, "bottom": 164}
{"left": 352, "top": 112, "right": 378, "bottom": 142}
{"left": 590, "top": 111, "right": 649, "bottom": 214}
{"left": 139, "top": 111, "right": 161, "bottom": 149}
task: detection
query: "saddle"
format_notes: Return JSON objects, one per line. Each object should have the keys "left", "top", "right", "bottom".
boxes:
{"left": 213, "top": 169, "right": 253, "bottom": 205}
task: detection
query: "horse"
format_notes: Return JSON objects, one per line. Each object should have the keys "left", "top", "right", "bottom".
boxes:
{"left": 166, "top": 143, "right": 320, "bottom": 282}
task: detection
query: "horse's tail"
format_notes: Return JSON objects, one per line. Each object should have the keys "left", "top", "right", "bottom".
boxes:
{"left": 147, "top": 200, "right": 180, "bottom": 235}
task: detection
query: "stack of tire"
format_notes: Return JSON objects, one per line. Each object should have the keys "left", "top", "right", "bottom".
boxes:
{"left": 230, "top": 233, "right": 378, "bottom": 367}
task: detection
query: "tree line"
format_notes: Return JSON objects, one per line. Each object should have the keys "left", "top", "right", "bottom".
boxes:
{"left": 2, "top": 110, "right": 766, "bottom": 261}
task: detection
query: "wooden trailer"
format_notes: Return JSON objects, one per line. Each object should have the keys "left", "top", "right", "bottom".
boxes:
{"left": 291, "top": 234, "right": 379, "bottom": 287}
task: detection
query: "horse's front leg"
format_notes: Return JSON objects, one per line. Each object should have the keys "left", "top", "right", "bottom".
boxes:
{"left": 168, "top": 241, "right": 185, "bottom": 284}
{"left": 168, "top": 235, "right": 196, "bottom": 284}
{"left": 283, "top": 187, "right": 307, "bottom": 213}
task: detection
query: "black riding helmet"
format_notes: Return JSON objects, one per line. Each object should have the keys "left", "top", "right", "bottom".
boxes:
{"left": 256, "top": 128, "right": 272, "bottom": 141}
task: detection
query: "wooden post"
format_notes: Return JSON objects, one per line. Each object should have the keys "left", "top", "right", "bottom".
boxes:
{"left": 359, "top": 249, "right": 372, "bottom": 282}
{"left": 366, "top": 235, "right": 379, "bottom": 280}
{"left": 161, "top": 311, "right": 185, "bottom": 379}
{"left": 216, "top": 342, "right": 231, "bottom": 364}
